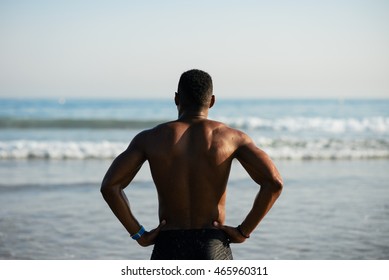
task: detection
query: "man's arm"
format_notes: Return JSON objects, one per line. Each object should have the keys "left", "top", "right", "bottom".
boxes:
{"left": 215, "top": 133, "right": 283, "bottom": 243}
{"left": 100, "top": 132, "right": 164, "bottom": 246}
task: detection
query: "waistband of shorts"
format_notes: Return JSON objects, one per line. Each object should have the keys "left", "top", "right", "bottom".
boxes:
{"left": 157, "top": 228, "right": 229, "bottom": 240}
{"left": 160, "top": 228, "right": 221, "bottom": 232}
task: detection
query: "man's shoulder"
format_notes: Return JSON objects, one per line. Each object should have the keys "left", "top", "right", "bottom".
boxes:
{"left": 135, "top": 119, "right": 249, "bottom": 139}
{"left": 207, "top": 120, "right": 251, "bottom": 143}
{"left": 132, "top": 121, "right": 177, "bottom": 141}
{"left": 208, "top": 119, "right": 245, "bottom": 134}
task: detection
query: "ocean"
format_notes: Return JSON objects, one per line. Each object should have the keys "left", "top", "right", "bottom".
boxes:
{"left": 0, "top": 98, "right": 388, "bottom": 259}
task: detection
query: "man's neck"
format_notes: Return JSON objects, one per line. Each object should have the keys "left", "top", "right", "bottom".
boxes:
{"left": 178, "top": 109, "right": 208, "bottom": 121}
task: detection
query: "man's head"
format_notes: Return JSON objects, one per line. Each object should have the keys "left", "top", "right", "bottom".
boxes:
{"left": 176, "top": 69, "right": 214, "bottom": 109}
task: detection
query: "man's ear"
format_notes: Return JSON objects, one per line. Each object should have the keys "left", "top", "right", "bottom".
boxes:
{"left": 174, "top": 92, "right": 179, "bottom": 106}
{"left": 209, "top": 95, "right": 215, "bottom": 108}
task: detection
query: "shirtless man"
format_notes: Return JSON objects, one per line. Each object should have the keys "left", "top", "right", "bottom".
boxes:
{"left": 101, "top": 69, "right": 283, "bottom": 259}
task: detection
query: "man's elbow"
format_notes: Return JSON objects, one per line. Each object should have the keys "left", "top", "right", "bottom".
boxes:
{"left": 271, "top": 177, "right": 283, "bottom": 196}
{"left": 100, "top": 180, "right": 117, "bottom": 200}
{"left": 100, "top": 183, "right": 109, "bottom": 199}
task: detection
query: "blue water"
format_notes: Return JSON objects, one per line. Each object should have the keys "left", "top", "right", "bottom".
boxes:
{"left": 1, "top": 98, "right": 388, "bottom": 160}
{"left": 0, "top": 98, "right": 388, "bottom": 259}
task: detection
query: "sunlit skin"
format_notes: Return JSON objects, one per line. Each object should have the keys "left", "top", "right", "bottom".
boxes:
{"left": 101, "top": 93, "right": 283, "bottom": 247}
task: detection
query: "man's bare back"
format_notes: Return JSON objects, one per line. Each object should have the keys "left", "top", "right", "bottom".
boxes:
{"left": 137, "top": 118, "right": 247, "bottom": 230}
{"left": 101, "top": 69, "right": 283, "bottom": 259}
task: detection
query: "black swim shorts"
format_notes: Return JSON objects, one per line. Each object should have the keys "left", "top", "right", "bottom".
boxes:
{"left": 150, "top": 228, "right": 233, "bottom": 260}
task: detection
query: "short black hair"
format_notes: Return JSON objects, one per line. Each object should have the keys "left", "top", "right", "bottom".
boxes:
{"left": 177, "top": 69, "right": 213, "bottom": 107}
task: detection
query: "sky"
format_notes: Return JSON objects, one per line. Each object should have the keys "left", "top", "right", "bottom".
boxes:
{"left": 0, "top": 0, "right": 388, "bottom": 99}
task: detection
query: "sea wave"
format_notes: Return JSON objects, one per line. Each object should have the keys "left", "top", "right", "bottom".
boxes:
{"left": 1, "top": 139, "right": 388, "bottom": 160}
{"left": 222, "top": 116, "right": 389, "bottom": 134}
{"left": 0, "top": 118, "right": 163, "bottom": 129}
{"left": 0, "top": 140, "right": 126, "bottom": 160}
{"left": 259, "top": 138, "right": 389, "bottom": 160}
{"left": 1, "top": 116, "right": 388, "bottom": 134}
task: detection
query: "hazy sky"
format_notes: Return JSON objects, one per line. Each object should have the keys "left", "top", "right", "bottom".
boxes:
{"left": 1, "top": 0, "right": 388, "bottom": 99}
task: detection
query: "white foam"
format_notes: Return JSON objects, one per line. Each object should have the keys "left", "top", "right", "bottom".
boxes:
{"left": 0, "top": 140, "right": 126, "bottom": 160}
{"left": 255, "top": 137, "right": 389, "bottom": 160}
{"left": 0, "top": 138, "right": 388, "bottom": 160}
{"left": 221, "top": 116, "right": 389, "bottom": 134}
